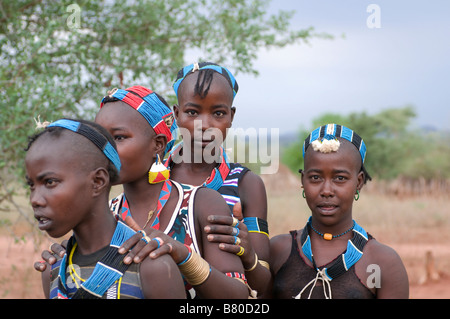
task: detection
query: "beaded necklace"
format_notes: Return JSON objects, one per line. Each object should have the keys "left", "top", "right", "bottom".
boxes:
{"left": 301, "top": 217, "right": 368, "bottom": 280}
{"left": 164, "top": 143, "right": 230, "bottom": 191}
{"left": 56, "top": 219, "right": 135, "bottom": 299}
{"left": 296, "top": 217, "right": 369, "bottom": 299}
{"left": 309, "top": 218, "right": 355, "bottom": 241}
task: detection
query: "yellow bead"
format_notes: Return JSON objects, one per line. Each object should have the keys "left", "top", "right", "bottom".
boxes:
{"left": 324, "top": 233, "right": 333, "bottom": 241}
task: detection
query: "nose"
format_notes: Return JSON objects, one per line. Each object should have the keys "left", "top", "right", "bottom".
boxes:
{"left": 30, "top": 188, "right": 46, "bottom": 208}
{"left": 320, "top": 179, "right": 335, "bottom": 198}
{"left": 195, "top": 115, "right": 212, "bottom": 132}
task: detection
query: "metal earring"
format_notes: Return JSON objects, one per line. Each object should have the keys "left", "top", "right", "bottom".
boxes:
{"left": 354, "top": 190, "right": 360, "bottom": 201}
{"left": 302, "top": 190, "right": 306, "bottom": 198}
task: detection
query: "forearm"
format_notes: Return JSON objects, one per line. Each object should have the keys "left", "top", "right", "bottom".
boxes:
{"left": 191, "top": 267, "right": 249, "bottom": 299}
{"left": 242, "top": 254, "right": 272, "bottom": 298}
{"left": 177, "top": 248, "right": 249, "bottom": 299}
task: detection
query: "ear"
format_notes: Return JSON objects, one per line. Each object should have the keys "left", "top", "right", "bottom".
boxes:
{"left": 173, "top": 104, "right": 179, "bottom": 120}
{"left": 230, "top": 106, "right": 236, "bottom": 123}
{"left": 153, "top": 134, "right": 168, "bottom": 159}
{"left": 356, "top": 170, "right": 365, "bottom": 192}
{"left": 91, "top": 168, "right": 110, "bottom": 198}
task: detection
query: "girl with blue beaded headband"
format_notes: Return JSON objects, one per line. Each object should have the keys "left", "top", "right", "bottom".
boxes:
{"left": 168, "top": 62, "right": 271, "bottom": 296}
{"left": 269, "top": 124, "right": 409, "bottom": 299}
{"left": 35, "top": 86, "right": 249, "bottom": 299}
{"left": 25, "top": 119, "right": 185, "bottom": 299}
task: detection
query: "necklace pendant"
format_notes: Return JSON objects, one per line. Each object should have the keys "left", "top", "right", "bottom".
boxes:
{"left": 142, "top": 209, "right": 155, "bottom": 229}
{"left": 323, "top": 233, "right": 333, "bottom": 241}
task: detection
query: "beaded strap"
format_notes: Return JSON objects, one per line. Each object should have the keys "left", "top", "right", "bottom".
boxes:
{"left": 300, "top": 218, "right": 369, "bottom": 281}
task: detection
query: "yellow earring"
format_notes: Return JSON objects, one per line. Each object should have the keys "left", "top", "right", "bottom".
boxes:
{"left": 148, "top": 154, "right": 170, "bottom": 184}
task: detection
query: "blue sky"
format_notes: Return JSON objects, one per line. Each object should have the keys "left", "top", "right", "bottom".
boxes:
{"left": 230, "top": 0, "right": 450, "bottom": 135}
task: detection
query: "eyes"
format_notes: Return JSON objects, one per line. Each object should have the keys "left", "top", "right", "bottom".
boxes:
{"left": 307, "top": 174, "right": 348, "bottom": 183}
{"left": 113, "top": 135, "right": 127, "bottom": 142}
{"left": 184, "top": 109, "right": 227, "bottom": 118}
{"left": 26, "top": 178, "right": 60, "bottom": 190}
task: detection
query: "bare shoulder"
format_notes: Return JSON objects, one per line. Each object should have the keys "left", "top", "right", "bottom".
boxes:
{"left": 364, "top": 238, "right": 404, "bottom": 266}
{"left": 194, "top": 187, "right": 230, "bottom": 218}
{"left": 358, "top": 238, "right": 409, "bottom": 298}
{"left": 239, "top": 170, "right": 267, "bottom": 197}
{"left": 269, "top": 232, "right": 295, "bottom": 275}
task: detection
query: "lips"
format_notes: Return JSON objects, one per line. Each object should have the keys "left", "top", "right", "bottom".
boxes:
{"left": 194, "top": 138, "right": 215, "bottom": 148}
{"left": 34, "top": 213, "right": 51, "bottom": 230}
{"left": 317, "top": 203, "right": 339, "bottom": 215}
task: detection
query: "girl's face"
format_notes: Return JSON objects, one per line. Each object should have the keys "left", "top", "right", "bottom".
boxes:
{"left": 174, "top": 72, "right": 235, "bottom": 150}
{"left": 301, "top": 140, "right": 364, "bottom": 227}
{"left": 95, "top": 101, "right": 157, "bottom": 184}
{"left": 25, "top": 135, "right": 96, "bottom": 238}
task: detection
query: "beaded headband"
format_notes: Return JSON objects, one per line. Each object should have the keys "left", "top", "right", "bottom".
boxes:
{"left": 100, "top": 85, "right": 178, "bottom": 157}
{"left": 172, "top": 62, "right": 239, "bottom": 99}
{"left": 47, "top": 119, "right": 122, "bottom": 172}
{"left": 302, "top": 124, "right": 367, "bottom": 163}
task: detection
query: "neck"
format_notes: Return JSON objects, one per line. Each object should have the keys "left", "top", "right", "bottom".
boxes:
{"left": 72, "top": 201, "right": 117, "bottom": 255}
{"left": 309, "top": 216, "right": 354, "bottom": 241}
{"left": 123, "top": 179, "right": 164, "bottom": 209}
{"left": 176, "top": 141, "right": 222, "bottom": 166}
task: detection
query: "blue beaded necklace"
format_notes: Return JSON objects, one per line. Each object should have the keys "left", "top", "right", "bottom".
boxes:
{"left": 309, "top": 218, "right": 355, "bottom": 241}
{"left": 300, "top": 217, "right": 369, "bottom": 281}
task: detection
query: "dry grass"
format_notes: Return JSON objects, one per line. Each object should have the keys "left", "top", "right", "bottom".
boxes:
{"left": 267, "top": 189, "right": 450, "bottom": 243}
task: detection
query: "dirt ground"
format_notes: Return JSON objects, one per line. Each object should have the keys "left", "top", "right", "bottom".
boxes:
{"left": 1, "top": 234, "right": 449, "bottom": 299}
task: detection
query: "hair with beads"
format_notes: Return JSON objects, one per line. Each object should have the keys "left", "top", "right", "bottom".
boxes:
{"left": 25, "top": 118, "right": 120, "bottom": 184}
{"left": 173, "top": 62, "right": 239, "bottom": 100}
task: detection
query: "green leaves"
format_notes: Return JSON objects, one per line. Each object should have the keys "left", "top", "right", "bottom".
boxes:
{"left": 1, "top": 0, "right": 318, "bottom": 222}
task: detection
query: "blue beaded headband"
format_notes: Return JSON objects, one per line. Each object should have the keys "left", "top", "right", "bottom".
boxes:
{"left": 173, "top": 62, "right": 238, "bottom": 99}
{"left": 47, "top": 119, "right": 121, "bottom": 172}
{"left": 302, "top": 123, "right": 367, "bottom": 163}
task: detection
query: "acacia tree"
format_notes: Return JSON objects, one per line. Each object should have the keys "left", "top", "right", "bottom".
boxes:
{"left": 0, "top": 0, "right": 321, "bottom": 236}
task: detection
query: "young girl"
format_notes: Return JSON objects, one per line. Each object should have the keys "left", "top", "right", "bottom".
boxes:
{"left": 35, "top": 86, "right": 249, "bottom": 299}
{"left": 170, "top": 62, "right": 271, "bottom": 296}
{"left": 269, "top": 124, "right": 409, "bottom": 299}
{"left": 120, "top": 63, "right": 271, "bottom": 297}
{"left": 25, "top": 119, "right": 185, "bottom": 299}
{"left": 97, "top": 86, "right": 249, "bottom": 299}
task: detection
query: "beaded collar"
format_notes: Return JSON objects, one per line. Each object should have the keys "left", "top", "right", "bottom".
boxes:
{"left": 56, "top": 219, "right": 135, "bottom": 299}
{"left": 164, "top": 142, "right": 230, "bottom": 191}
{"left": 300, "top": 217, "right": 369, "bottom": 281}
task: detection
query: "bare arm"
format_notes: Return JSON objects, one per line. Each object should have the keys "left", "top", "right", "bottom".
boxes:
{"left": 140, "top": 254, "right": 186, "bottom": 299}
{"left": 191, "top": 187, "right": 249, "bottom": 299}
{"left": 356, "top": 240, "right": 409, "bottom": 299}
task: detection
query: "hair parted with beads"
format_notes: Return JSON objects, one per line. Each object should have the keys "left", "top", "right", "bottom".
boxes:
{"left": 173, "top": 62, "right": 239, "bottom": 100}
{"left": 25, "top": 118, "right": 121, "bottom": 184}
{"left": 302, "top": 123, "right": 372, "bottom": 184}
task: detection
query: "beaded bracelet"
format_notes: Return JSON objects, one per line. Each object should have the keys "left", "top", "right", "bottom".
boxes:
{"left": 177, "top": 245, "right": 192, "bottom": 266}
